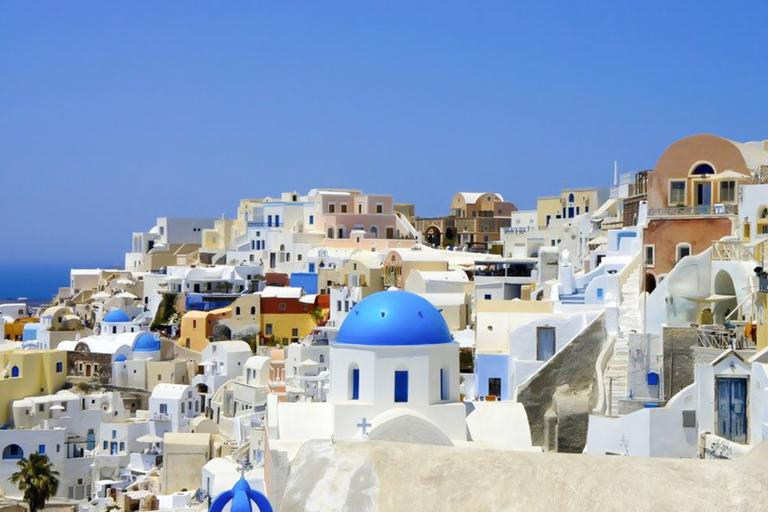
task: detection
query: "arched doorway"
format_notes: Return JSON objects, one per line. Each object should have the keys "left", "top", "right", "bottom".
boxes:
{"left": 425, "top": 226, "right": 441, "bottom": 246}
{"left": 713, "top": 270, "right": 737, "bottom": 324}
{"left": 645, "top": 272, "right": 657, "bottom": 294}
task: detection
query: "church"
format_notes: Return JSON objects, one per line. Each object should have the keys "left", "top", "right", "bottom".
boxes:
{"left": 266, "top": 290, "right": 535, "bottom": 496}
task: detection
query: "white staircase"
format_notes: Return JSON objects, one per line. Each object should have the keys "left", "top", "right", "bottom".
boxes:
{"left": 603, "top": 265, "right": 642, "bottom": 415}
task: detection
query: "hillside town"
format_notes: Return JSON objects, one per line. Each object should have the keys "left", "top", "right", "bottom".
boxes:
{"left": 3, "top": 132, "right": 768, "bottom": 510}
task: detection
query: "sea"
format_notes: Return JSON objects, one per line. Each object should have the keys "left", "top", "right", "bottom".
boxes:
{"left": 0, "top": 261, "right": 120, "bottom": 307}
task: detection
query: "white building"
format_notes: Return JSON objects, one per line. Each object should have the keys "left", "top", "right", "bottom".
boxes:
{"left": 148, "top": 384, "right": 201, "bottom": 436}
{"left": 192, "top": 340, "right": 252, "bottom": 410}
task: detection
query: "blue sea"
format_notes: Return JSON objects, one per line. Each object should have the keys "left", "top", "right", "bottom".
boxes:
{"left": 0, "top": 261, "right": 120, "bottom": 304}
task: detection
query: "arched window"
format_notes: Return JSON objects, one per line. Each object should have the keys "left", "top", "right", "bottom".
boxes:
{"left": 235, "top": 307, "right": 241, "bottom": 315}
{"left": 327, "top": 227, "right": 334, "bottom": 239}
{"left": 568, "top": 193, "right": 575, "bottom": 203}
{"left": 119, "top": 442, "right": 125, "bottom": 452}
{"left": 250, "top": 306, "right": 256, "bottom": 315}
{"left": 319, "top": 354, "right": 325, "bottom": 364}
{"left": 348, "top": 363, "right": 360, "bottom": 400}
{"left": 2, "top": 444, "right": 23, "bottom": 460}
{"left": 11, "top": 366, "right": 19, "bottom": 378}
{"left": 337, "top": 227, "right": 345, "bottom": 239}
{"left": 692, "top": 163, "right": 715, "bottom": 175}
{"left": 369, "top": 226, "right": 379, "bottom": 239}
{"left": 280, "top": 244, "right": 286, "bottom": 252}
{"left": 394, "top": 369, "right": 409, "bottom": 403}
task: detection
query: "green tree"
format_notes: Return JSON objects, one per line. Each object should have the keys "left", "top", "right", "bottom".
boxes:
{"left": 10, "top": 453, "right": 60, "bottom": 512}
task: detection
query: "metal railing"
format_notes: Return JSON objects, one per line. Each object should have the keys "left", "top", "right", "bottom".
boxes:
{"left": 648, "top": 204, "right": 737, "bottom": 217}
{"left": 502, "top": 226, "right": 536, "bottom": 234}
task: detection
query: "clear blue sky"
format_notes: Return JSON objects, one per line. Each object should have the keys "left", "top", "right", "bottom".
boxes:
{"left": 2, "top": 1, "right": 768, "bottom": 296}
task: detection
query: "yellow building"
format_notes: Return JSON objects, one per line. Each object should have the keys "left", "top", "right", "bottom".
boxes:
{"left": 228, "top": 295, "right": 261, "bottom": 335}
{"left": 537, "top": 188, "right": 602, "bottom": 229}
{"left": 201, "top": 218, "right": 240, "bottom": 252}
{"left": 0, "top": 347, "right": 67, "bottom": 424}
{"left": 179, "top": 308, "right": 231, "bottom": 352}
{"left": 260, "top": 293, "right": 326, "bottom": 345}
{"left": 3, "top": 318, "right": 37, "bottom": 341}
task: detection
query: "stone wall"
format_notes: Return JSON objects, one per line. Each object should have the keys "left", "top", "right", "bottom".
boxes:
{"left": 662, "top": 327, "right": 701, "bottom": 399}
{"left": 66, "top": 350, "right": 112, "bottom": 383}
{"left": 517, "top": 313, "right": 606, "bottom": 448}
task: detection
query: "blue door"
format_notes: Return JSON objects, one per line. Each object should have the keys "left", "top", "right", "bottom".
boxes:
{"left": 394, "top": 371, "right": 408, "bottom": 403}
{"left": 352, "top": 369, "right": 360, "bottom": 400}
{"left": 309, "top": 263, "right": 316, "bottom": 273}
{"left": 716, "top": 377, "right": 747, "bottom": 443}
{"left": 110, "top": 442, "right": 118, "bottom": 455}
{"left": 536, "top": 327, "right": 556, "bottom": 361}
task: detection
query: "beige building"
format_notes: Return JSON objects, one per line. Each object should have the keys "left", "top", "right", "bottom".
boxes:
{"left": 161, "top": 433, "right": 212, "bottom": 493}
{"left": 383, "top": 248, "right": 449, "bottom": 288}
{"left": 537, "top": 188, "right": 604, "bottom": 229}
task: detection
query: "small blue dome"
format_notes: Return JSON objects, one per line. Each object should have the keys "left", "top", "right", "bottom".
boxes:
{"left": 103, "top": 310, "right": 130, "bottom": 323}
{"left": 114, "top": 354, "right": 127, "bottom": 362}
{"left": 133, "top": 332, "right": 161, "bottom": 352}
{"left": 336, "top": 291, "right": 451, "bottom": 346}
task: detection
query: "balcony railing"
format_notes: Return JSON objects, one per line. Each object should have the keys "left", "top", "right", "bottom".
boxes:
{"left": 502, "top": 226, "right": 535, "bottom": 234}
{"left": 247, "top": 222, "right": 283, "bottom": 228}
{"left": 647, "top": 204, "right": 737, "bottom": 217}
{"left": 712, "top": 240, "right": 766, "bottom": 263}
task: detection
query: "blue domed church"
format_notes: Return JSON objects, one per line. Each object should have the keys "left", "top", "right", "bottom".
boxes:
{"left": 270, "top": 290, "right": 466, "bottom": 446}
{"left": 265, "top": 290, "right": 535, "bottom": 502}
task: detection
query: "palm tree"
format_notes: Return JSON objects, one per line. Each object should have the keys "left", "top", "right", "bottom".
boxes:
{"left": 10, "top": 453, "right": 60, "bottom": 512}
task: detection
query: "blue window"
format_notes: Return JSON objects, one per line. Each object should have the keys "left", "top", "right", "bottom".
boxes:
{"left": 309, "top": 263, "right": 316, "bottom": 273}
{"left": 394, "top": 370, "right": 409, "bottom": 403}
{"left": 11, "top": 366, "right": 19, "bottom": 378}
{"left": 267, "top": 215, "right": 273, "bottom": 227}
{"left": 309, "top": 215, "right": 314, "bottom": 225}
{"left": 596, "top": 288, "right": 604, "bottom": 299}
{"left": 484, "top": 294, "right": 491, "bottom": 300}
{"left": 352, "top": 368, "right": 360, "bottom": 400}
{"left": 275, "top": 215, "right": 280, "bottom": 226}
{"left": 38, "top": 444, "right": 45, "bottom": 454}
{"left": 2, "top": 445, "right": 23, "bottom": 460}
{"left": 56, "top": 362, "right": 63, "bottom": 373}
{"left": 111, "top": 430, "right": 116, "bottom": 439}
{"left": 440, "top": 368, "right": 449, "bottom": 401}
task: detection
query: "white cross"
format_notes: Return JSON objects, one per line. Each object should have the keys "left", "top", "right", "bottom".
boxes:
{"left": 357, "top": 417, "right": 372, "bottom": 436}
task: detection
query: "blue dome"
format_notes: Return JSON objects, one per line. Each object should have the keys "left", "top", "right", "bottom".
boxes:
{"left": 114, "top": 354, "right": 127, "bottom": 362}
{"left": 133, "top": 332, "right": 161, "bottom": 352}
{"left": 336, "top": 291, "right": 451, "bottom": 346}
{"left": 103, "top": 310, "right": 130, "bottom": 323}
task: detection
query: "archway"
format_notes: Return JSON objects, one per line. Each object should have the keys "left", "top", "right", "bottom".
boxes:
{"left": 644, "top": 272, "right": 657, "bottom": 294}
{"left": 424, "top": 225, "right": 442, "bottom": 246}
{"left": 713, "top": 270, "right": 737, "bottom": 324}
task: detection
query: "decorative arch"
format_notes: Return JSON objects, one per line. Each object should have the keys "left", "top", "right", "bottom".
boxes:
{"left": 689, "top": 162, "right": 716, "bottom": 176}
{"left": 2, "top": 444, "right": 23, "bottom": 460}
{"left": 713, "top": 270, "right": 738, "bottom": 324}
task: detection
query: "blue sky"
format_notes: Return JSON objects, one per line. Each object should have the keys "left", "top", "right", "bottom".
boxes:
{"left": 2, "top": 1, "right": 768, "bottom": 296}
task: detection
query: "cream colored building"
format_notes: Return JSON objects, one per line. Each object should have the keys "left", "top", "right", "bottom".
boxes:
{"left": 161, "top": 432, "right": 212, "bottom": 493}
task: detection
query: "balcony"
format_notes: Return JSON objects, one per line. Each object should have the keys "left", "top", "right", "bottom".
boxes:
{"left": 647, "top": 204, "right": 737, "bottom": 217}
{"left": 247, "top": 222, "right": 283, "bottom": 228}
{"left": 712, "top": 240, "right": 767, "bottom": 263}
{"left": 502, "top": 226, "right": 535, "bottom": 235}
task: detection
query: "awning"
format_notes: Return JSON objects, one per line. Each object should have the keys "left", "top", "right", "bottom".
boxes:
{"left": 136, "top": 434, "right": 163, "bottom": 444}
{"left": 299, "top": 294, "right": 318, "bottom": 304}
{"left": 705, "top": 170, "right": 750, "bottom": 181}
{"left": 588, "top": 236, "right": 608, "bottom": 246}
{"left": 684, "top": 294, "right": 736, "bottom": 302}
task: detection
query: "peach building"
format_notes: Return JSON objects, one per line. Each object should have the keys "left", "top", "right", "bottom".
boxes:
{"left": 642, "top": 134, "right": 768, "bottom": 291}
